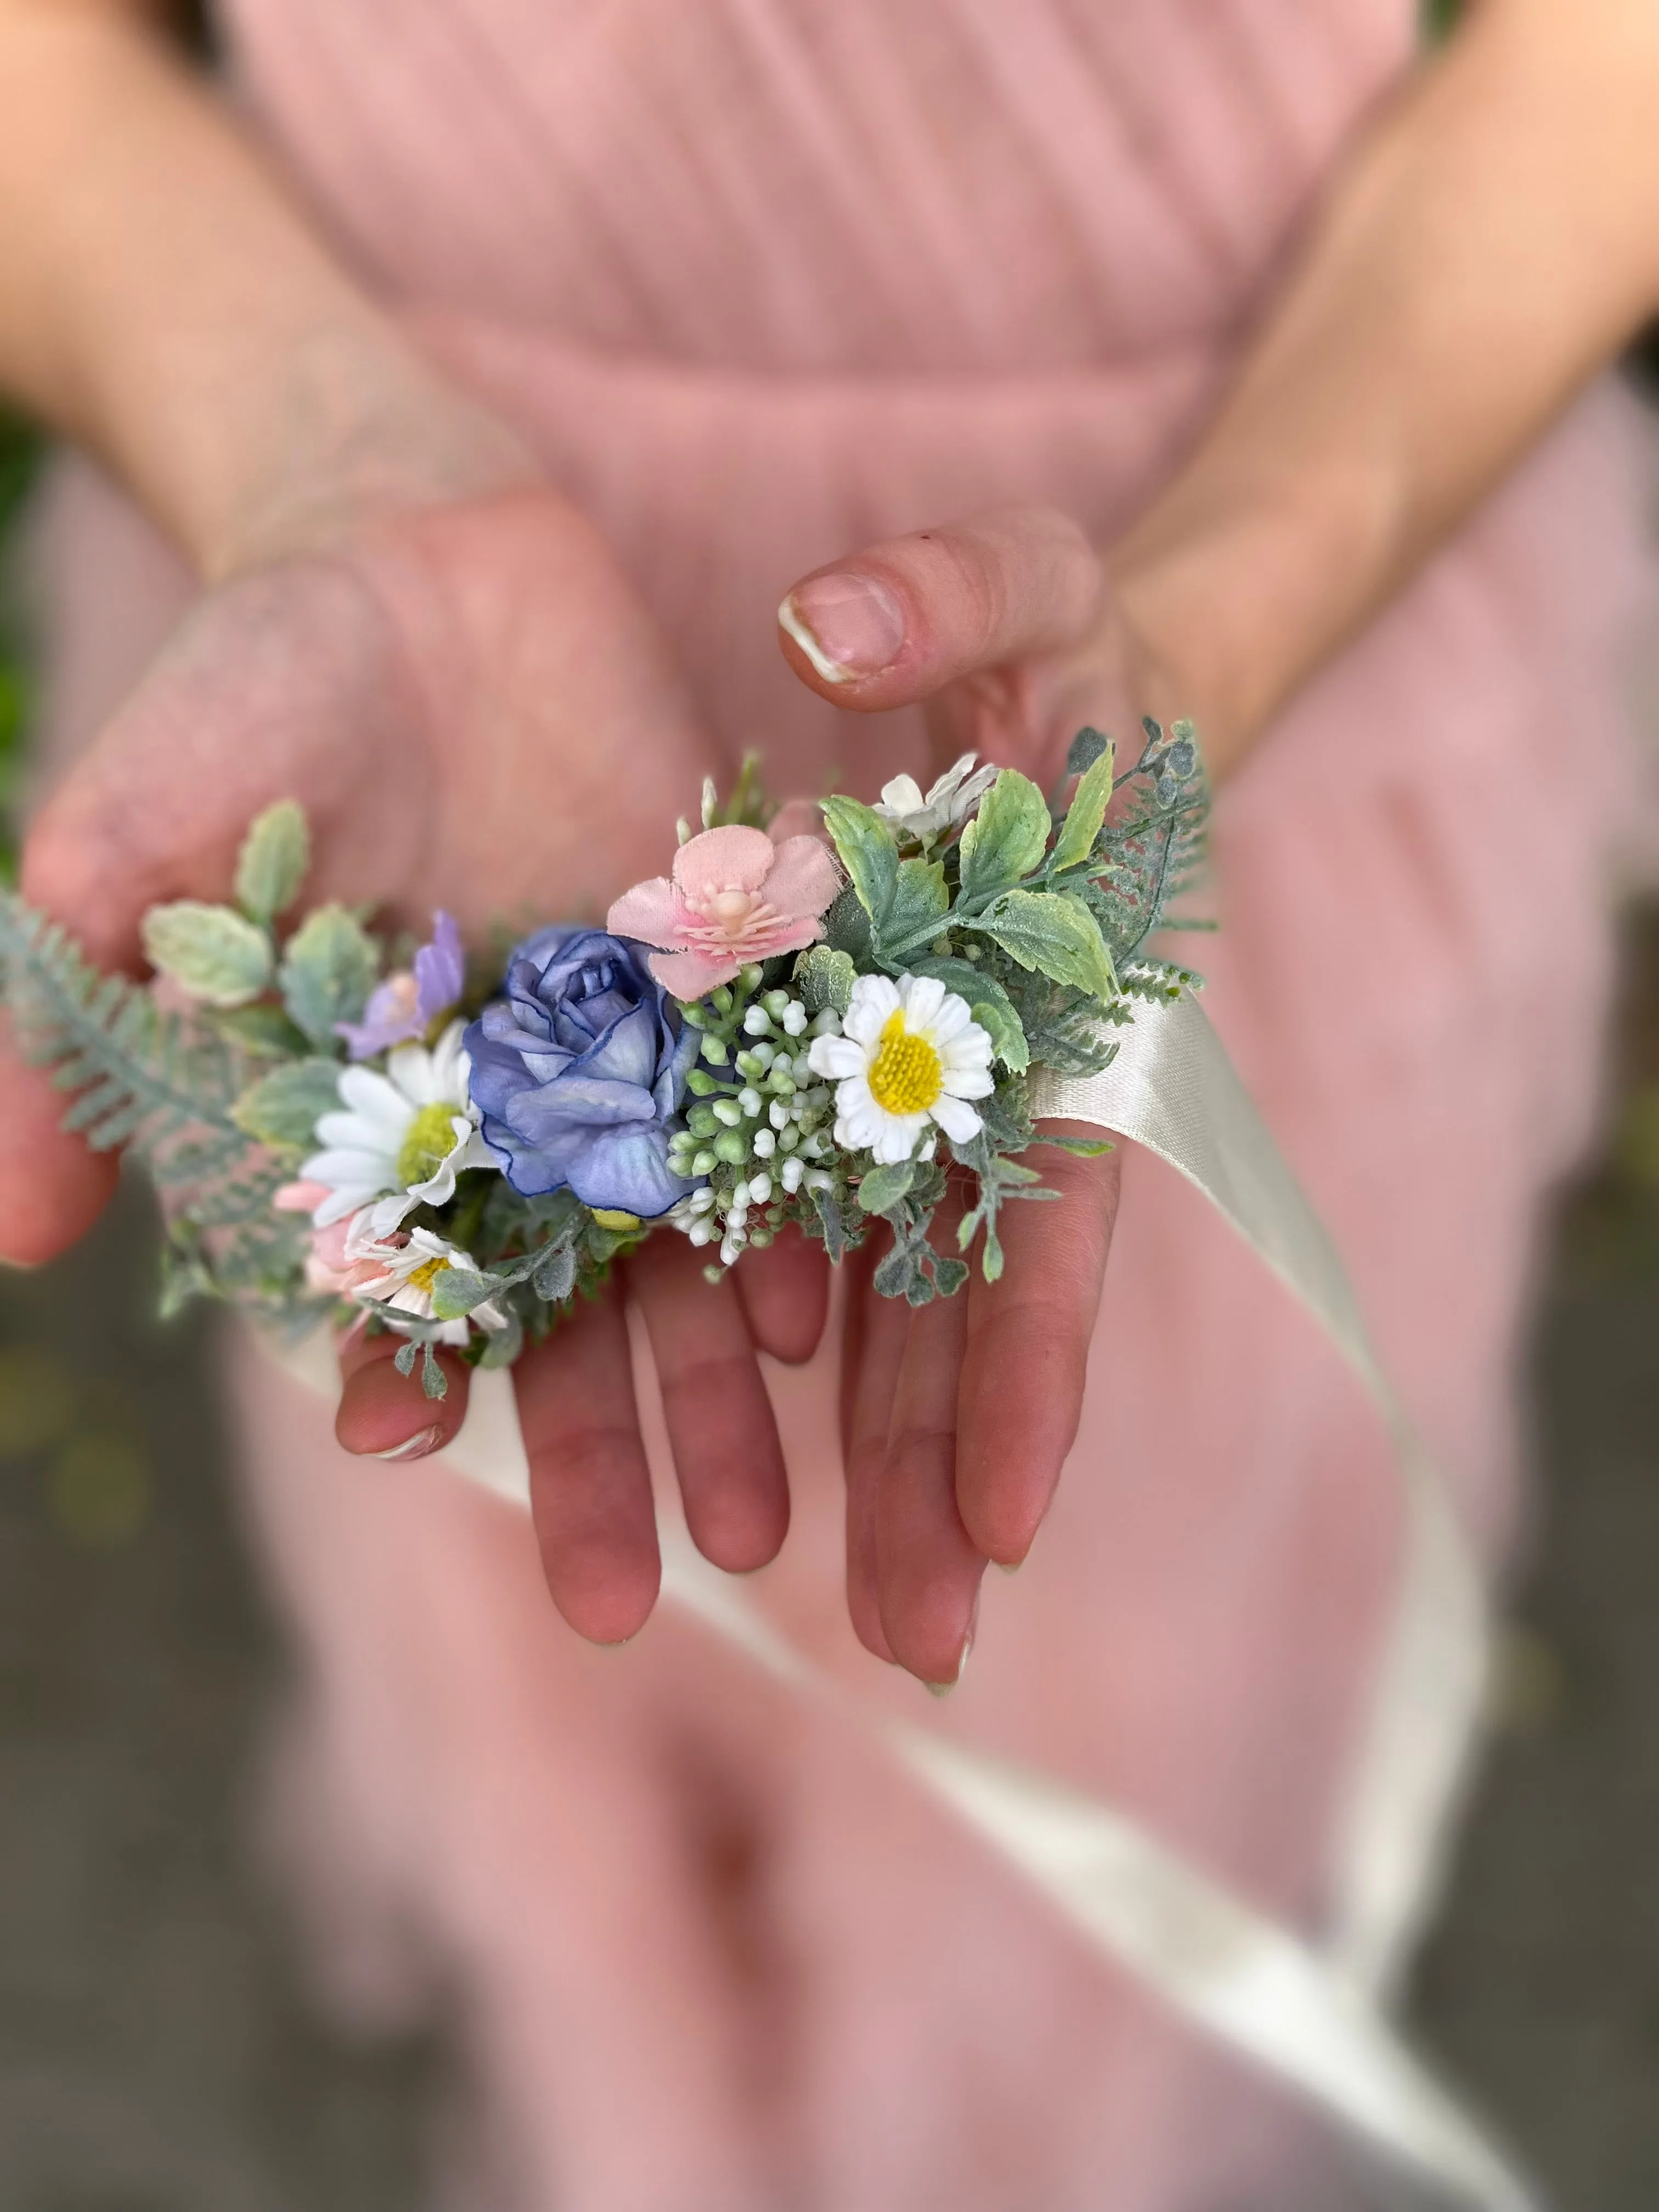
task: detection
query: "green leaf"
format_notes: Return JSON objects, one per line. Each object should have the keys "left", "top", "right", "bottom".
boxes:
{"left": 230, "top": 1058, "right": 344, "bottom": 1152}
{"left": 881, "top": 855, "right": 949, "bottom": 949}
{"left": 909, "top": 955, "right": 1030, "bottom": 1073}
{"left": 428, "top": 1266, "right": 498, "bottom": 1321}
{"left": 142, "top": 901, "right": 273, "bottom": 1008}
{"left": 213, "top": 1003, "right": 313, "bottom": 1057}
{"left": 809, "top": 1180, "right": 850, "bottom": 1262}
{"left": 794, "top": 944, "right": 856, "bottom": 1016}
{"left": 874, "top": 1238, "right": 932, "bottom": 1302}
{"left": 819, "top": 796, "right": 898, "bottom": 926}
{"left": 279, "top": 904, "right": 379, "bottom": 1048}
{"left": 1051, "top": 738, "right": 1116, "bottom": 872}
{"left": 234, "top": 799, "right": 310, "bottom": 923}
{"left": 820, "top": 882, "right": 873, "bottom": 962}
{"left": 478, "top": 1311, "right": 524, "bottom": 1368}
{"left": 956, "top": 769, "right": 1050, "bottom": 899}
{"left": 1066, "top": 726, "right": 1111, "bottom": 777}
{"left": 855, "top": 1159, "right": 917, "bottom": 1214}
{"left": 968, "top": 888, "right": 1117, "bottom": 1001}
{"left": 972, "top": 993, "right": 1030, "bottom": 1075}
{"left": 532, "top": 1242, "right": 579, "bottom": 1304}
{"left": 930, "top": 1254, "right": 970, "bottom": 1298}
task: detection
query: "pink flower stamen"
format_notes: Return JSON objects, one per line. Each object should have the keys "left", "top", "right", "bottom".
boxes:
{"left": 606, "top": 823, "right": 842, "bottom": 999}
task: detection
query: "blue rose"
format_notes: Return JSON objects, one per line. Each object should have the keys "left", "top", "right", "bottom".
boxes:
{"left": 465, "top": 927, "right": 699, "bottom": 1217}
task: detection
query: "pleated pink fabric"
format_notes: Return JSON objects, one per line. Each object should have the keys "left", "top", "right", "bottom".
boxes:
{"left": 36, "top": 2, "right": 1656, "bottom": 2204}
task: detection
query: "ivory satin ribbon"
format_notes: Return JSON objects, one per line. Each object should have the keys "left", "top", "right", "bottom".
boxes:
{"left": 279, "top": 990, "right": 1534, "bottom": 2211}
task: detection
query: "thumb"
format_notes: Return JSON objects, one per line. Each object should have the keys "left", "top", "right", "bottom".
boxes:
{"left": 777, "top": 506, "right": 1104, "bottom": 711}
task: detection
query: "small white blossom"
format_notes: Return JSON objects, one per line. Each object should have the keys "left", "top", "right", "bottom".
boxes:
{"left": 873, "top": 752, "right": 1000, "bottom": 841}
{"left": 348, "top": 1226, "right": 507, "bottom": 1346}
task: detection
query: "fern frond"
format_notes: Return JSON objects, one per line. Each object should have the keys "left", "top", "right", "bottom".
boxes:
{"left": 0, "top": 890, "right": 300, "bottom": 1317}
{"left": 0, "top": 891, "right": 251, "bottom": 1181}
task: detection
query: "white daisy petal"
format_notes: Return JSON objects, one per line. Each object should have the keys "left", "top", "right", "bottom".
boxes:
{"left": 939, "top": 1066, "right": 996, "bottom": 1100}
{"left": 808, "top": 1036, "right": 866, "bottom": 1080}
{"left": 926, "top": 996, "right": 972, "bottom": 1045}
{"left": 313, "top": 1184, "right": 380, "bottom": 1228}
{"left": 303, "top": 1144, "right": 394, "bottom": 1187}
{"left": 337, "top": 1066, "right": 411, "bottom": 1127}
{"left": 898, "top": 973, "right": 946, "bottom": 1028}
{"left": 928, "top": 1092, "right": 984, "bottom": 1144}
{"left": 368, "top": 1190, "right": 417, "bottom": 1236}
{"left": 871, "top": 1117, "right": 927, "bottom": 1164}
{"left": 842, "top": 973, "right": 901, "bottom": 1042}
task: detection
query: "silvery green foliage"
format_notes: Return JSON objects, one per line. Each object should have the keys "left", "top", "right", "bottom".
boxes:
{"left": 142, "top": 900, "right": 274, "bottom": 1007}
{"left": 0, "top": 894, "right": 304, "bottom": 1310}
{"left": 0, "top": 725, "right": 1212, "bottom": 1352}
{"left": 231, "top": 1057, "right": 346, "bottom": 1150}
{"left": 139, "top": 797, "right": 321, "bottom": 1009}
{"left": 811, "top": 718, "right": 1209, "bottom": 1285}
{"left": 233, "top": 798, "right": 309, "bottom": 924}
{"left": 0, "top": 798, "right": 348, "bottom": 1313}
{"left": 278, "top": 904, "right": 379, "bottom": 1047}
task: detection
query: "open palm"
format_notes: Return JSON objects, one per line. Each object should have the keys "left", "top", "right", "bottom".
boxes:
{"left": 7, "top": 486, "right": 825, "bottom": 1641}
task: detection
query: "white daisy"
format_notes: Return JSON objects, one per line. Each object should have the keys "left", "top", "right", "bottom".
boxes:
{"left": 348, "top": 1226, "right": 507, "bottom": 1346}
{"left": 873, "top": 753, "right": 999, "bottom": 842}
{"left": 808, "top": 972, "right": 995, "bottom": 1165}
{"left": 301, "top": 1020, "right": 496, "bottom": 1234}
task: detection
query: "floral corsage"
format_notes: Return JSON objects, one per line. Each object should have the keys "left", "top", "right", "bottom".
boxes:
{"left": 0, "top": 722, "right": 1206, "bottom": 1397}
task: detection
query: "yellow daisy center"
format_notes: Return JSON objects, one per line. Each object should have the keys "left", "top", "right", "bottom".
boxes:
{"left": 397, "top": 1102, "right": 459, "bottom": 1188}
{"left": 404, "top": 1255, "right": 449, "bottom": 1296}
{"left": 867, "top": 1009, "right": 943, "bottom": 1116}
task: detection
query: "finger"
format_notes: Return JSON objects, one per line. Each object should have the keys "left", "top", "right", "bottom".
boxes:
{"left": 838, "top": 1234, "right": 909, "bottom": 1665}
{"left": 515, "top": 1282, "right": 660, "bottom": 1644}
{"left": 956, "top": 1128, "right": 1122, "bottom": 1567}
{"left": 628, "top": 1233, "right": 790, "bottom": 1574}
{"left": 777, "top": 506, "right": 1103, "bottom": 710}
{"left": 5, "top": 590, "right": 389, "bottom": 1268}
{"left": 877, "top": 1194, "right": 984, "bottom": 1689}
{"left": 735, "top": 1222, "right": 830, "bottom": 1364}
{"left": 335, "top": 1322, "right": 472, "bottom": 1461}
{"left": 0, "top": 782, "right": 191, "bottom": 1266}
{"left": 0, "top": 1017, "right": 121, "bottom": 1265}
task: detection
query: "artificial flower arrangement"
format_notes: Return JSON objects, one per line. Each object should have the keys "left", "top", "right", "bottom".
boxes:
{"left": 0, "top": 723, "right": 1206, "bottom": 1397}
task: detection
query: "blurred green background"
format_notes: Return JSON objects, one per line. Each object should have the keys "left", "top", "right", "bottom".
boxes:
{"left": 0, "top": 407, "right": 1657, "bottom": 2210}
{"left": 0, "top": 408, "right": 42, "bottom": 874}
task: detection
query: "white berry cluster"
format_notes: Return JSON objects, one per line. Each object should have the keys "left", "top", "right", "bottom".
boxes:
{"left": 665, "top": 969, "right": 844, "bottom": 1268}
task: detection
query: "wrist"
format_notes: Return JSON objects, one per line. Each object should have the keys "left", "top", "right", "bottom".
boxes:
{"left": 1107, "top": 453, "right": 1398, "bottom": 780}
{"left": 188, "top": 314, "right": 539, "bottom": 580}
{"left": 0, "top": 5, "right": 535, "bottom": 580}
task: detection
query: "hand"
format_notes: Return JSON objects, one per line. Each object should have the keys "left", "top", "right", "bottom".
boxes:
{"left": 8, "top": 482, "right": 827, "bottom": 1641}
{"left": 779, "top": 507, "right": 1142, "bottom": 1686}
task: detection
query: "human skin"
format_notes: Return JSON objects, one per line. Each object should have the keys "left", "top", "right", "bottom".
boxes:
{"left": 0, "top": 0, "right": 1657, "bottom": 1682}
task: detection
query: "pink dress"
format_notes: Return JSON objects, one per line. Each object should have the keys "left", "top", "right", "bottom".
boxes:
{"left": 34, "top": 3, "right": 1653, "bottom": 2205}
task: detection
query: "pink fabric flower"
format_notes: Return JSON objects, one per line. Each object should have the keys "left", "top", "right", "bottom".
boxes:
{"left": 606, "top": 824, "right": 841, "bottom": 998}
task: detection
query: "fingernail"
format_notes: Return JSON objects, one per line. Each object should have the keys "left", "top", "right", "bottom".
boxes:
{"left": 780, "top": 575, "right": 905, "bottom": 682}
{"left": 994, "top": 1557, "right": 1024, "bottom": 1576}
{"left": 0, "top": 1254, "right": 41, "bottom": 1272}
{"left": 925, "top": 1617, "right": 975, "bottom": 1697}
{"left": 369, "top": 1424, "right": 443, "bottom": 1462}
